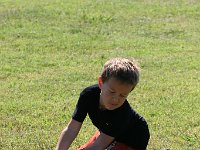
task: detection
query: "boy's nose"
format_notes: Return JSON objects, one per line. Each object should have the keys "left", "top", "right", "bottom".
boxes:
{"left": 112, "top": 95, "right": 119, "bottom": 103}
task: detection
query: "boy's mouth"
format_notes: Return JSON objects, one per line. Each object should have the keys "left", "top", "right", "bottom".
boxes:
{"left": 110, "top": 103, "right": 118, "bottom": 106}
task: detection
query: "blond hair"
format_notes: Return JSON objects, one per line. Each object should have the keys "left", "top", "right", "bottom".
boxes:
{"left": 101, "top": 57, "right": 140, "bottom": 86}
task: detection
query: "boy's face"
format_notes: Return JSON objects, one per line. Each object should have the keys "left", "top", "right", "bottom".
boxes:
{"left": 98, "top": 77, "right": 134, "bottom": 110}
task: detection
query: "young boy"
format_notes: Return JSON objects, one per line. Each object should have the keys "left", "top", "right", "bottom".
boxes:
{"left": 56, "top": 57, "right": 150, "bottom": 150}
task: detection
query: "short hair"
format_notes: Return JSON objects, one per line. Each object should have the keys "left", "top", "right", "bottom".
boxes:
{"left": 101, "top": 57, "right": 140, "bottom": 86}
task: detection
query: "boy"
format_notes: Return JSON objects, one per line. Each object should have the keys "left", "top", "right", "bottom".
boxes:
{"left": 56, "top": 58, "right": 150, "bottom": 150}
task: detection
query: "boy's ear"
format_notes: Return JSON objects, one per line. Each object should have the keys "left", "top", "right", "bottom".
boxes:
{"left": 98, "top": 76, "right": 103, "bottom": 89}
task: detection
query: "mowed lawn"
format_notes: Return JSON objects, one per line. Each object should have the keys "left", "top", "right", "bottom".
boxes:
{"left": 0, "top": 0, "right": 199, "bottom": 149}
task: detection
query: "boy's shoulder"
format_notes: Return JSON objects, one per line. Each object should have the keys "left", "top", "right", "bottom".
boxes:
{"left": 80, "top": 84, "right": 100, "bottom": 96}
{"left": 122, "top": 102, "right": 148, "bottom": 125}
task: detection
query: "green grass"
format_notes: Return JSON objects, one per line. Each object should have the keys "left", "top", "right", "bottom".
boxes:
{"left": 1, "top": 0, "right": 200, "bottom": 149}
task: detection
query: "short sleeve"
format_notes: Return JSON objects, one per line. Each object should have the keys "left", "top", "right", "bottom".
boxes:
{"left": 72, "top": 90, "right": 89, "bottom": 122}
{"left": 133, "top": 121, "right": 150, "bottom": 150}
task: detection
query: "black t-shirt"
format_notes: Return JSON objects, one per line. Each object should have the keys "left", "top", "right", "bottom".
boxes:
{"left": 72, "top": 84, "right": 150, "bottom": 150}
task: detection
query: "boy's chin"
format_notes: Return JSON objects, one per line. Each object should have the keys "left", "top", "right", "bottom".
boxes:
{"left": 99, "top": 103, "right": 120, "bottom": 110}
{"left": 105, "top": 105, "right": 119, "bottom": 110}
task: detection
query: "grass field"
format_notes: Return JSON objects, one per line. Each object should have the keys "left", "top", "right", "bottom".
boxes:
{"left": 0, "top": 0, "right": 200, "bottom": 149}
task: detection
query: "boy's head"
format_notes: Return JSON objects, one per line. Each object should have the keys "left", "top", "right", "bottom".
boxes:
{"left": 98, "top": 57, "right": 140, "bottom": 110}
{"left": 100, "top": 57, "right": 140, "bottom": 88}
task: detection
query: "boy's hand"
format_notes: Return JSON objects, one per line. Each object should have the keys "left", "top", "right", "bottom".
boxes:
{"left": 84, "top": 132, "right": 114, "bottom": 150}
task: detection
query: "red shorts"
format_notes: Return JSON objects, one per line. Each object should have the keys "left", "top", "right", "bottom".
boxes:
{"left": 77, "top": 131, "right": 134, "bottom": 150}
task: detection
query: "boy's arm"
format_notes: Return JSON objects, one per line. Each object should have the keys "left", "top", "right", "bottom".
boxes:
{"left": 85, "top": 132, "right": 114, "bottom": 150}
{"left": 56, "top": 119, "right": 82, "bottom": 150}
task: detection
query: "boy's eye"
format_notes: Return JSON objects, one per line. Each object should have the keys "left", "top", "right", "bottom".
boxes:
{"left": 107, "top": 89, "right": 115, "bottom": 94}
{"left": 120, "top": 95, "right": 126, "bottom": 98}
